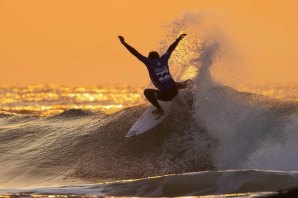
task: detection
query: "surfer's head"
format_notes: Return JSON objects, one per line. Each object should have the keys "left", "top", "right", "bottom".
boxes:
{"left": 148, "top": 51, "right": 160, "bottom": 59}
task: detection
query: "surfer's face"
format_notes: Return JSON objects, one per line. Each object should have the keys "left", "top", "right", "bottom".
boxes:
{"left": 148, "top": 51, "right": 160, "bottom": 59}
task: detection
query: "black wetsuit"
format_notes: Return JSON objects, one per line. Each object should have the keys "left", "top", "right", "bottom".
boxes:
{"left": 121, "top": 37, "right": 188, "bottom": 110}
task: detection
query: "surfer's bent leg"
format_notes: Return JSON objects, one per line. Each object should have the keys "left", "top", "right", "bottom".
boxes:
{"left": 144, "top": 89, "right": 162, "bottom": 110}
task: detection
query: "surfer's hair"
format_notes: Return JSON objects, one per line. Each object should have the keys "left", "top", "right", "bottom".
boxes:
{"left": 148, "top": 51, "right": 160, "bottom": 59}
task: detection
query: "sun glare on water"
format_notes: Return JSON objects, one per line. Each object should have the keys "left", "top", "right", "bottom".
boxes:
{"left": 1, "top": 83, "right": 298, "bottom": 117}
{"left": 0, "top": 84, "right": 144, "bottom": 116}
{"left": 236, "top": 85, "right": 298, "bottom": 102}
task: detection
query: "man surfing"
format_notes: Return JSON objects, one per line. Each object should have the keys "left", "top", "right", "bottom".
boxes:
{"left": 118, "top": 34, "right": 193, "bottom": 115}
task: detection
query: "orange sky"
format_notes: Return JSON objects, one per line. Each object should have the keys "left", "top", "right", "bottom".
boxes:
{"left": 1, "top": 0, "right": 298, "bottom": 86}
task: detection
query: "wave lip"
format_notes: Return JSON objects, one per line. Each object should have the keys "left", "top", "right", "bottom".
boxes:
{"left": 1, "top": 170, "right": 298, "bottom": 196}
{"left": 49, "top": 109, "right": 98, "bottom": 119}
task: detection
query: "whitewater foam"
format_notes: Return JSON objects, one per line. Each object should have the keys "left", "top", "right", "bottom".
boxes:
{"left": 182, "top": 13, "right": 298, "bottom": 171}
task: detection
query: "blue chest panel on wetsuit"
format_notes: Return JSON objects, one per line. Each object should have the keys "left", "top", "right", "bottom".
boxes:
{"left": 145, "top": 57, "right": 176, "bottom": 92}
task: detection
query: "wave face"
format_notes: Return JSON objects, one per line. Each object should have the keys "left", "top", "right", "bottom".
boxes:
{"left": 1, "top": 12, "right": 298, "bottom": 196}
{"left": 0, "top": 95, "right": 213, "bottom": 187}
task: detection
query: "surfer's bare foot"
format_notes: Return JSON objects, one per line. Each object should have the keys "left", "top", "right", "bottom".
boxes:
{"left": 152, "top": 109, "right": 165, "bottom": 115}
{"left": 185, "top": 79, "right": 194, "bottom": 88}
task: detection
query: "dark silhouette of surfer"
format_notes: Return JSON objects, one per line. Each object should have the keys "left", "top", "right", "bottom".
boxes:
{"left": 118, "top": 34, "right": 193, "bottom": 115}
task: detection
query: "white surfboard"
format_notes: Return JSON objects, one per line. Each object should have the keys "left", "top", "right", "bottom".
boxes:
{"left": 126, "top": 101, "right": 172, "bottom": 138}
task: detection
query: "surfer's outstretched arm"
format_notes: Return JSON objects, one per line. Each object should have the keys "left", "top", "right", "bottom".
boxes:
{"left": 166, "top": 34, "right": 187, "bottom": 56}
{"left": 118, "top": 36, "right": 147, "bottom": 63}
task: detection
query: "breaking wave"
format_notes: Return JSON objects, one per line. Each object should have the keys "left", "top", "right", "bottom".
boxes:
{"left": 1, "top": 12, "right": 298, "bottom": 196}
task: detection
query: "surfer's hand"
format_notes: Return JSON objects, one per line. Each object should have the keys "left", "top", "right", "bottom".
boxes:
{"left": 118, "top": 36, "right": 125, "bottom": 43}
{"left": 179, "top": 34, "right": 187, "bottom": 40}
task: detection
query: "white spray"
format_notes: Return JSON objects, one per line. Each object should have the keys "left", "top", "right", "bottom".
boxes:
{"left": 166, "top": 12, "right": 298, "bottom": 171}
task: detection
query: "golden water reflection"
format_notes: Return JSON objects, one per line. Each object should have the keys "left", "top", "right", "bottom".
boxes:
{"left": 0, "top": 85, "right": 144, "bottom": 116}
{"left": 1, "top": 84, "right": 298, "bottom": 116}
{"left": 236, "top": 85, "right": 298, "bottom": 102}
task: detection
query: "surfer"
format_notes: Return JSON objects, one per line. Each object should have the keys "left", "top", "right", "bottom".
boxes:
{"left": 118, "top": 34, "right": 193, "bottom": 115}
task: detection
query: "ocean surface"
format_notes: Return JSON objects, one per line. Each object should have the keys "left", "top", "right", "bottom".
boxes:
{"left": 2, "top": 13, "right": 298, "bottom": 197}
{"left": 0, "top": 84, "right": 144, "bottom": 116}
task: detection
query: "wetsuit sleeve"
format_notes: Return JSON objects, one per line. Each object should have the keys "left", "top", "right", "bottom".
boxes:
{"left": 162, "top": 37, "right": 182, "bottom": 59}
{"left": 121, "top": 41, "right": 148, "bottom": 63}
